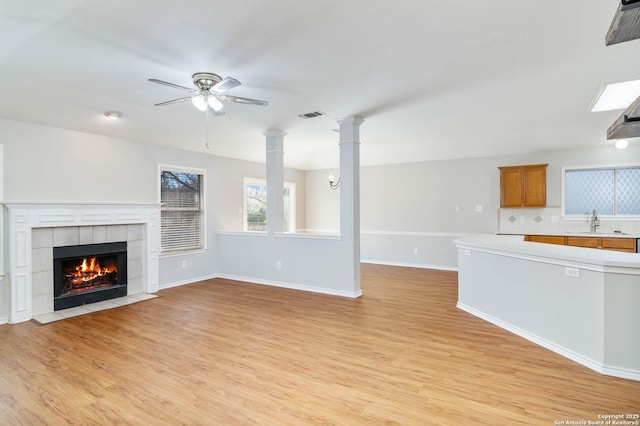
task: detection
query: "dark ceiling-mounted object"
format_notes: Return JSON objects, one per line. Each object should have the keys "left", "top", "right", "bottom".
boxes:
{"left": 607, "top": 95, "right": 640, "bottom": 139}
{"left": 605, "top": 1, "right": 640, "bottom": 139}
{"left": 606, "top": 0, "right": 640, "bottom": 45}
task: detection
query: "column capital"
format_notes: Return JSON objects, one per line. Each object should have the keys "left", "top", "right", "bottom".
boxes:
{"left": 261, "top": 129, "right": 288, "bottom": 138}
{"left": 336, "top": 115, "right": 365, "bottom": 127}
{"left": 337, "top": 115, "right": 364, "bottom": 145}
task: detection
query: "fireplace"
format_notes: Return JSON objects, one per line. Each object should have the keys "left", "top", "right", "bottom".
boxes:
{"left": 53, "top": 242, "right": 128, "bottom": 311}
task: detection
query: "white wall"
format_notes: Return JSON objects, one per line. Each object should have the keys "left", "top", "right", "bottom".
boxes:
{"left": 0, "top": 144, "right": 5, "bottom": 323}
{"left": 216, "top": 233, "right": 360, "bottom": 297}
{"left": 212, "top": 154, "right": 306, "bottom": 232}
{"left": 0, "top": 118, "right": 307, "bottom": 295}
{"left": 2, "top": 115, "right": 637, "bottom": 313}
{"left": 306, "top": 144, "right": 640, "bottom": 270}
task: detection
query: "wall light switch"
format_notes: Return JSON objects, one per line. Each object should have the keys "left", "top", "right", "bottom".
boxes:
{"left": 455, "top": 205, "right": 461, "bottom": 212}
{"left": 475, "top": 205, "right": 483, "bottom": 213}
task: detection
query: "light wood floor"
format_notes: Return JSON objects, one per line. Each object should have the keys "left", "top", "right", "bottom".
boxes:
{"left": 1, "top": 264, "right": 639, "bottom": 425}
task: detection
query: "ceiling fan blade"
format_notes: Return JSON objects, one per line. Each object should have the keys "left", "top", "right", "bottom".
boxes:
{"left": 211, "top": 77, "right": 241, "bottom": 93}
{"left": 220, "top": 94, "right": 269, "bottom": 106}
{"left": 154, "top": 96, "right": 192, "bottom": 106}
{"left": 148, "top": 79, "right": 196, "bottom": 92}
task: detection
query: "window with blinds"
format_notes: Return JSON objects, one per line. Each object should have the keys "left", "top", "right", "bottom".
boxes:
{"left": 160, "top": 169, "right": 204, "bottom": 253}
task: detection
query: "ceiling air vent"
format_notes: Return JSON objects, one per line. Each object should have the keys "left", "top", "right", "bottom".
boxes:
{"left": 298, "top": 111, "right": 325, "bottom": 119}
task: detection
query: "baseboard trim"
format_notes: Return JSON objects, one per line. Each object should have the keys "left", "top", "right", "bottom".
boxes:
{"left": 361, "top": 259, "right": 458, "bottom": 272}
{"left": 216, "top": 274, "right": 363, "bottom": 299}
{"left": 456, "top": 302, "right": 640, "bottom": 382}
{"left": 159, "top": 274, "right": 219, "bottom": 290}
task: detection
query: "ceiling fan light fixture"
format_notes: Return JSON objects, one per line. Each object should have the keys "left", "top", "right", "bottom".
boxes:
{"left": 207, "top": 95, "right": 224, "bottom": 112}
{"left": 191, "top": 95, "right": 208, "bottom": 112}
{"left": 150, "top": 72, "right": 268, "bottom": 111}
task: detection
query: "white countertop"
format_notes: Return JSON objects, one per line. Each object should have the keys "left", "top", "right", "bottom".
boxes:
{"left": 457, "top": 234, "right": 640, "bottom": 270}
{"left": 497, "top": 231, "right": 640, "bottom": 238}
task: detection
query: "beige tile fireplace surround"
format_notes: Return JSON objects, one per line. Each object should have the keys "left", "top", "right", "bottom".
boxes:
{"left": 4, "top": 203, "right": 161, "bottom": 324}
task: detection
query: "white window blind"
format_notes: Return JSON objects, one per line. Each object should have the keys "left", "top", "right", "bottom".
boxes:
{"left": 160, "top": 169, "right": 204, "bottom": 253}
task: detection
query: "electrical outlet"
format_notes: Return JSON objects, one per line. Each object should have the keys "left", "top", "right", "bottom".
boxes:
{"left": 413, "top": 248, "right": 419, "bottom": 255}
{"left": 520, "top": 216, "right": 526, "bottom": 223}
{"left": 565, "top": 267, "right": 580, "bottom": 278}
{"left": 551, "top": 216, "right": 560, "bottom": 223}
{"left": 475, "top": 205, "right": 483, "bottom": 213}
{"left": 181, "top": 260, "right": 187, "bottom": 269}
{"left": 276, "top": 261, "right": 282, "bottom": 270}
{"left": 463, "top": 249, "right": 471, "bottom": 256}
{"left": 455, "top": 205, "right": 461, "bottom": 212}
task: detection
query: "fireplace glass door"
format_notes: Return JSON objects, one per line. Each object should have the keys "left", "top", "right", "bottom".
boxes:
{"left": 53, "top": 242, "right": 127, "bottom": 310}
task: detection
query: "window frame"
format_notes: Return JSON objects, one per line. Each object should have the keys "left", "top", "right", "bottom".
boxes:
{"left": 159, "top": 165, "right": 207, "bottom": 255}
{"left": 562, "top": 163, "right": 640, "bottom": 219}
{"left": 243, "top": 177, "right": 296, "bottom": 232}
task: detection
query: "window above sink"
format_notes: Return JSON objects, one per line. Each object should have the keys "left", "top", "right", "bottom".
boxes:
{"left": 563, "top": 164, "right": 640, "bottom": 218}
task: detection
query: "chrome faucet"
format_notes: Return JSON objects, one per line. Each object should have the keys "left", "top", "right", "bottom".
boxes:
{"left": 590, "top": 209, "right": 600, "bottom": 232}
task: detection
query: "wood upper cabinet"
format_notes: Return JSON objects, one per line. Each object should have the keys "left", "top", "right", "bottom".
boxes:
{"left": 499, "top": 164, "right": 547, "bottom": 208}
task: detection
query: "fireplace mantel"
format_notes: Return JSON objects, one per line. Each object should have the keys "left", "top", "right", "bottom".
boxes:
{"left": 3, "top": 202, "right": 161, "bottom": 323}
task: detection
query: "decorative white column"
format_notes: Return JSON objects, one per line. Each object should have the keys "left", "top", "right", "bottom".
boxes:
{"left": 337, "top": 116, "right": 364, "bottom": 295}
{"left": 263, "top": 130, "right": 286, "bottom": 235}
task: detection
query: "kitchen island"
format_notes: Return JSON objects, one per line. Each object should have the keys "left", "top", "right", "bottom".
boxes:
{"left": 455, "top": 234, "right": 640, "bottom": 381}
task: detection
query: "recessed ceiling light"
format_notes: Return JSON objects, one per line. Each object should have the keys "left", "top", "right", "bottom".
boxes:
{"left": 591, "top": 79, "right": 640, "bottom": 112}
{"left": 104, "top": 110, "right": 122, "bottom": 120}
{"left": 614, "top": 139, "right": 629, "bottom": 150}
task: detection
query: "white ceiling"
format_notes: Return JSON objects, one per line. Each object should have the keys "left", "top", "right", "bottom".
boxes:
{"left": 1, "top": 0, "right": 639, "bottom": 170}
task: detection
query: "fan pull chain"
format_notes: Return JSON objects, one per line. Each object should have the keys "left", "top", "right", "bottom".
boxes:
{"left": 205, "top": 104, "right": 210, "bottom": 149}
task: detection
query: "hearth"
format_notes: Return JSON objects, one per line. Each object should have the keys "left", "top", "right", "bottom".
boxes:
{"left": 53, "top": 242, "right": 127, "bottom": 311}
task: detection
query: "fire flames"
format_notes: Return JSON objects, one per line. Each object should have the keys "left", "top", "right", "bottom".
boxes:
{"left": 70, "top": 257, "right": 116, "bottom": 286}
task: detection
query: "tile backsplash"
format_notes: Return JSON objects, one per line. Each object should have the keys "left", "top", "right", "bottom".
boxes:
{"left": 498, "top": 207, "right": 640, "bottom": 235}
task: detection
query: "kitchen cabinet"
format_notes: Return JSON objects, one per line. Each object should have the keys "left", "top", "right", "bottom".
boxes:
{"left": 525, "top": 235, "right": 566, "bottom": 245}
{"left": 499, "top": 164, "right": 547, "bottom": 208}
{"left": 525, "top": 235, "right": 637, "bottom": 253}
{"left": 600, "top": 237, "right": 637, "bottom": 253}
{"left": 567, "top": 237, "right": 599, "bottom": 249}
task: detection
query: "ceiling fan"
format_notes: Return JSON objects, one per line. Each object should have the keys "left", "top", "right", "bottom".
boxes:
{"left": 149, "top": 72, "right": 268, "bottom": 115}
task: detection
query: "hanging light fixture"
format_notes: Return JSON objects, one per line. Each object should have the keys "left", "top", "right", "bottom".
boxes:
{"left": 191, "top": 95, "right": 208, "bottom": 112}
{"left": 191, "top": 93, "right": 224, "bottom": 113}
{"left": 207, "top": 95, "right": 223, "bottom": 112}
